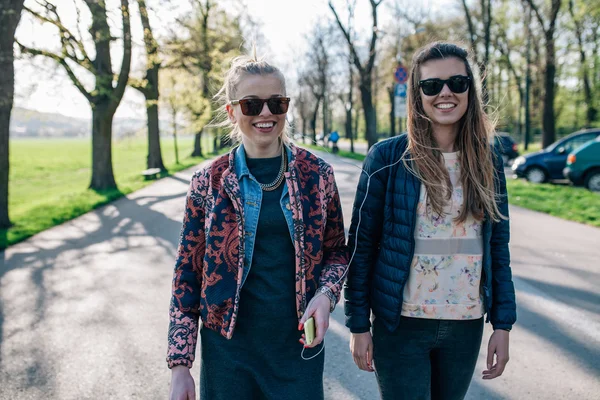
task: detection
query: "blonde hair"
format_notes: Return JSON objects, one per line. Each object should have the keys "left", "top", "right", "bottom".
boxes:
{"left": 213, "top": 49, "right": 290, "bottom": 145}
{"left": 405, "top": 41, "right": 504, "bottom": 223}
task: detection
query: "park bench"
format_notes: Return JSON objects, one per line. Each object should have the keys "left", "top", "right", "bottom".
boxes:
{"left": 141, "top": 168, "right": 162, "bottom": 180}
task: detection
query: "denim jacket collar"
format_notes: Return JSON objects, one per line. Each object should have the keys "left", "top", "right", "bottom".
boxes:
{"left": 234, "top": 144, "right": 251, "bottom": 179}
{"left": 233, "top": 142, "right": 295, "bottom": 180}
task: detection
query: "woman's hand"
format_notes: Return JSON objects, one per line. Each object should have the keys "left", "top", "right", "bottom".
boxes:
{"left": 299, "top": 294, "right": 331, "bottom": 348}
{"left": 350, "top": 332, "right": 375, "bottom": 372}
{"left": 169, "top": 365, "right": 196, "bottom": 400}
{"left": 483, "top": 329, "right": 510, "bottom": 379}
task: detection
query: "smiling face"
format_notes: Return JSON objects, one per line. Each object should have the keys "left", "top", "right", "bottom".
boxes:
{"left": 226, "top": 73, "right": 287, "bottom": 156}
{"left": 419, "top": 57, "right": 469, "bottom": 133}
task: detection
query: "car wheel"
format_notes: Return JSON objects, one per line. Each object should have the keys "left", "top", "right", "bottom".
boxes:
{"left": 585, "top": 170, "right": 600, "bottom": 192}
{"left": 525, "top": 167, "right": 547, "bottom": 184}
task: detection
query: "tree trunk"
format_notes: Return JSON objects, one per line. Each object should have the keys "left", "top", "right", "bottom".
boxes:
{"left": 346, "top": 65, "right": 355, "bottom": 154}
{"left": 137, "top": 0, "right": 165, "bottom": 171}
{"left": 88, "top": 0, "right": 131, "bottom": 191}
{"left": 592, "top": 28, "right": 599, "bottom": 91}
{"left": 193, "top": 119, "right": 207, "bottom": 156}
{"left": 525, "top": 0, "right": 561, "bottom": 147}
{"left": 146, "top": 100, "right": 165, "bottom": 169}
{"left": 0, "top": 0, "right": 25, "bottom": 230}
{"left": 193, "top": 1, "right": 212, "bottom": 157}
{"left": 192, "top": 131, "right": 203, "bottom": 157}
{"left": 568, "top": 0, "right": 596, "bottom": 127}
{"left": 172, "top": 108, "right": 179, "bottom": 164}
{"left": 301, "top": 115, "right": 307, "bottom": 144}
{"left": 542, "top": 32, "right": 556, "bottom": 148}
{"left": 346, "top": 107, "right": 354, "bottom": 152}
{"left": 90, "top": 105, "right": 117, "bottom": 190}
{"left": 389, "top": 87, "right": 396, "bottom": 137}
{"left": 517, "top": 85, "right": 524, "bottom": 142}
{"left": 329, "top": 0, "right": 379, "bottom": 150}
{"left": 17, "top": 1, "right": 130, "bottom": 192}
{"left": 359, "top": 79, "right": 377, "bottom": 149}
{"left": 481, "top": 0, "right": 492, "bottom": 105}
{"left": 322, "top": 95, "right": 328, "bottom": 138}
{"left": 346, "top": 102, "right": 354, "bottom": 139}
{"left": 583, "top": 71, "right": 596, "bottom": 127}
{"left": 354, "top": 105, "right": 360, "bottom": 143}
{"left": 311, "top": 97, "right": 321, "bottom": 143}
{"left": 347, "top": 60, "right": 355, "bottom": 152}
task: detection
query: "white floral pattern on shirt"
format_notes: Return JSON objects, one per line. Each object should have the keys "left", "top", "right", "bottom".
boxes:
{"left": 402, "top": 152, "right": 484, "bottom": 320}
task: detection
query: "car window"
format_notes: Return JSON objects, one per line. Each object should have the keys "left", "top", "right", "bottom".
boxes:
{"left": 560, "top": 134, "right": 596, "bottom": 153}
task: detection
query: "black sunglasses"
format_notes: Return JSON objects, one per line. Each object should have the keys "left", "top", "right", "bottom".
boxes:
{"left": 419, "top": 75, "right": 471, "bottom": 96}
{"left": 230, "top": 97, "right": 290, "bottom": 116}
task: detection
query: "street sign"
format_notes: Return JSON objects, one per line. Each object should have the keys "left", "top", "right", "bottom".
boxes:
{"left": 394, "top": 83, "right": 407, "bottom": 118}
{"left": 394, "top": 65, "right": 408, "bottom": 84}
{"left": 395, "top": 96, "right": 407, "bottom": 118}
{"left": 394, "top": 83, "right": 407, "bottom": 98}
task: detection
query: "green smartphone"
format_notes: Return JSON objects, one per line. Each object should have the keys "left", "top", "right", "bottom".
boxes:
{"left": 304, "top": 317, "right": 315, "bottom": 346}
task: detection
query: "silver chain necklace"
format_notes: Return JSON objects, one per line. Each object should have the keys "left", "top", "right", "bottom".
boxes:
{"left": 258, "top": 146, "right": 287, "bottom": 192}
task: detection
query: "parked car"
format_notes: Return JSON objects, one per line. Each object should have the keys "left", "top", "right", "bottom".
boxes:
{"left": 493, "top": 132, "right": 519, "bottom": 165}
{"left": 563, "top": 135, "right": 600, "bottom": 192}
{"left": 511, "top": 129, "right": 600, "bottom": 183}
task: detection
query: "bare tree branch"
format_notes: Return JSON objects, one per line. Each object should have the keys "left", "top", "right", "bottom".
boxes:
{"left": 195, "top": 0, "right": 212, "bottom": 20}
{"left": 494, "top": 28, "right": 521, "bottom": 89}
{"left": 108, "top": 0, "right": 132, "bottom": 114}
{"left": 328, "top": 1, "right": 364, "bottom": 75}
{"left": 523, "top": 0, "right": 546, "bottom": 32}
{"left": 24, "top": 2, "right": 95, "bottom": 73}
{"left": 365, "top": 0, "right": 381, "bottom": 74}
{"left": 15, "top": 39, "right": 94, "bottom": 103}
{"left": 461, "top": 0, "right": 478, "bottom": 63}
{"left": 71, "top": 0, "right": 86, "bottom": 48}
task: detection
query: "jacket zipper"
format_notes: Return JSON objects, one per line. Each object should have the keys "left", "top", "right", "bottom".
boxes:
{"left": 408, "top": 178, "right": 421, "bottom": 268}
{"left": 481, "top": 219, "right": 491, "bottom": 319}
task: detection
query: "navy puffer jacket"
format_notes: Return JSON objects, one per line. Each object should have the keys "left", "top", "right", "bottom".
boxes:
{"left": 344, "top": 134, "right": 516, "bottom": 333}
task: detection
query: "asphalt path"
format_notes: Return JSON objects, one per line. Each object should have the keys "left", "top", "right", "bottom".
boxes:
{"left": 0, "top": 147, "right": 598, "bottom": 399}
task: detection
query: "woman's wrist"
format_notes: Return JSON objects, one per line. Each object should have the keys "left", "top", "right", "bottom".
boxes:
{"left": 316, "top": 286, "right": 337, "bottom": 312}
{"left": 171, "top": 365, "right": 191, "bottom": 373}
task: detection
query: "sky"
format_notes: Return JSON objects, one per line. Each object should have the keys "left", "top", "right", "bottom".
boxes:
{"left": 13, "top": 0, "right": 457, "bottom": 121}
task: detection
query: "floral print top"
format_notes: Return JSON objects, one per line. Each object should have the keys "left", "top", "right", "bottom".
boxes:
{"left": 401, "top": 151, "right": 485, "bottom": 320}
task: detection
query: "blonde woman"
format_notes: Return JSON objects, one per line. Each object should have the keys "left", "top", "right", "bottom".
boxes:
{"left": 344, "top": 41, "right": 516, "bottom": 400}
{"left": 166, "top": 53, "right": 348, "bottom": 400}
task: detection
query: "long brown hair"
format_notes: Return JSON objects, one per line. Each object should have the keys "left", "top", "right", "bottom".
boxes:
{"left": 405, "top": 41, "right": 504, "bottom": 223}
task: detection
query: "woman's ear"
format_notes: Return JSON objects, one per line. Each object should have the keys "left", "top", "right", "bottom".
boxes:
{"left": 226, "top": 104, "right": 236, "bottom": 124}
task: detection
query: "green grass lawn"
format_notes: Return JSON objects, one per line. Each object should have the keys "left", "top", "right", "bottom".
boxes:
{"left": 2, "top": 135, "right": 224, "bottom": 249}
{"left": 505, "top": 179, "right": 599, "bottom": 227}
{"left": 518, "top": 142, "right": 543, "bottom": 155}
{"left": 306, "top": 144, "right": 599, "bottom": 228}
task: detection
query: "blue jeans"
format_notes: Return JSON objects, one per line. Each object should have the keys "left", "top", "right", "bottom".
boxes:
{"left": 372, "top": 316, "right": 484, "bottom": 400}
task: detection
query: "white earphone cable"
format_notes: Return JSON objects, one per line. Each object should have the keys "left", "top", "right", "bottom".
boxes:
{"left": 299, "top": 138, "right": 405, "bottom": 360}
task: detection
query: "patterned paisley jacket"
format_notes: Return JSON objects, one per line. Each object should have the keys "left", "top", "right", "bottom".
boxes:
{"left": 167, "top": 143, "right": 349, "bottom": 368}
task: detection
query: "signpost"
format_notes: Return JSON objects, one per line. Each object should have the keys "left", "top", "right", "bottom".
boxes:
{"left": 394, "top": 85, "right": 407, "bottom": 119}
{"left": 394, "top": 64, "right": 408, "bottom": 123}
{"left": 394, "top": 65, "right": 408, "bottom": 84}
